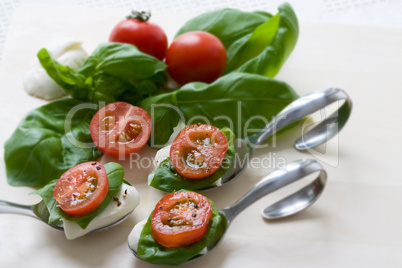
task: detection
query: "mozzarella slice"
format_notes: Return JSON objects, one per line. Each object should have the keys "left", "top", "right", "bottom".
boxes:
{"left": 128, "top": 219, "right": 148, "bottom": 253}
{"left": 23, "top": 38, "right": 88, "bottom": 100}
{"left": 63, "top": 183, "right": 140, "bottom": 240}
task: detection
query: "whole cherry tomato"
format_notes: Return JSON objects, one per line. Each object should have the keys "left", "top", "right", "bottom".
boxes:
{"left": 109, "top": 11, "right": 168, "bottom": 61}
{"left": 165, "top": 31, "right": 227, "bottom": 85}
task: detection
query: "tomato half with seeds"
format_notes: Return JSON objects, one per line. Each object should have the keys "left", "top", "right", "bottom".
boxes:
{"left": 151, "top": 191, "right": 213, "bottom": 248}
{"left": 90, "top": 102, "right": 152, "bottom": 158}
{"left": 169, "top": 124, "right": 228, "bottom": 179}
{"left": 53, "top": 162, "right": 108, "bottom": 216}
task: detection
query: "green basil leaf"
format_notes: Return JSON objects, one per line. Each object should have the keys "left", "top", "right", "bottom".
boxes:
{"left": 228, "top": 3, "right": 299, "bottom": 78}
{"left": 225, "top": 13, "right": 280, "bottom": 73}
{"left": 148, "top": 127, "right": 235, "bottom": 192}
{"left": 175, "top": 8, "right": 270, "bottom": 49}
{"left": 4, "top": 98, "right": 101, "bottom": 187}
{"left": 140, "top": 92, "right": 181, "bottom": 148}
{"left": 141, "top": 72, "right": 299, "bottom": 147}
{"left": 33, "top": 162, "right": 125, "bottom": 229}
{"left": 38, "top": 43, "right": 167, "bottom": 104}
{"left": 137, "top": 197, "right": 227, "bottom": 265}
{"left": 79, "top": 42, "right": 166, "bottom": 81}
{"left": 174, "top": 4, "right": 298, "bottom": 79}
{"left": 36, "top": 48, "right": 90, "bottom": 100}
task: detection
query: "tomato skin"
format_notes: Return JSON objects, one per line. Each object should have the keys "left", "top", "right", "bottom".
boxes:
{"left": 170, "top": 124, "right": 228, "bottom": 179}
{"left": 151, "top": 191, "right": 213, "bottom": 248}
{"left": 90, "top": 102, "right": 152, "bottom": 158}
{"left": 109, "top": 18, "right": 168, "bottom": 61}
{"left": 53, "top": 162, "right": 108, "bottom": 216}
{"left": 165, "top": 31, "right": 227, "bottom": 85}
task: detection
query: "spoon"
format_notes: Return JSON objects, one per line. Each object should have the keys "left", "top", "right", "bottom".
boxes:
{"left": 210, "top": 87, "right": 352, "bottom": 190}
{"left": 129, "top": 158, "right": 327, "bottom": 264}
{"left": 0, "top": 194, "right": 134, "bottom": 236}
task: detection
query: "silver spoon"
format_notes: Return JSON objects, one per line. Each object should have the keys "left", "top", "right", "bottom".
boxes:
{"left": 211, "top": 87, "right": 352, "bottom": 191}
{"left": 129, "top": 158, "right": 327, "bottom": 264}
{"left": 0, "top": 198, "right": 132, "bottom": 234}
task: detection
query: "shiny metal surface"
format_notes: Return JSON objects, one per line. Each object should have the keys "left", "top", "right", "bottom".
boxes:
{"left": 216, "top": 87, "right": 351, "bottom": 188}
{"left": 129, "top": 159, "right": 327, "bottom": 264}
{"left": 0, "top": 199, "right": 132, "bottom": 233}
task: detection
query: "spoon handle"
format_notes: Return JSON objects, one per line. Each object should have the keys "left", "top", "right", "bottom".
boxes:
{"left": 248, "top": 88, "right": 352, "bottom": 150}
{"left": 0, "top": 200, "right": 36, "bottom": 218}
{"left": 220, "top": 159, "right": 326, "bottom": 222}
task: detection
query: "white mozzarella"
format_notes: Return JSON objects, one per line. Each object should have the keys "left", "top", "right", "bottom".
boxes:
{"left": 23, "top": 38, "right": 88, "bottom": 100}
{"left": 63, "top": 183, "right": 140, "bottom": 240}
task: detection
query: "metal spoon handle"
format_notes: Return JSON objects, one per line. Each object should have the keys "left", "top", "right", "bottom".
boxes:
{"left": 249, "top": 88, "right": 352, "bottom": 150}
{"left": 0, "top": 200, "right": 36, "bottom": 218}
{"left": 220, "top": 159, "right": 327, "bottom": 222}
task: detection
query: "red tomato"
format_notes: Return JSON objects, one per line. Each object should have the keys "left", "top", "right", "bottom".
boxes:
{"left": 170, "top": 124, "right": 228, "bottom": 179}
{"left": 165, "top": 31, "right": 227, "bottom": 85}
{"left": 109, "top": 11, "right": 168, "bottom": 61}
{"left": 53, "top": 162, "right": 108, "bottom": 216}
{"left": 90, "top": 102, "right": 152, "bottom": 158}
{"left": 151, "top": 191, "right": 213, "bottom": 248}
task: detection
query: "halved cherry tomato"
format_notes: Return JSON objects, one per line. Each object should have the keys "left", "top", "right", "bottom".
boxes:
{"left": 165, "top": 31, "right": 227, "bottom": 85}
{"left": 169, "top": 124, "right": 228, "bottom": 179}
{"left": 90, "top": 102, "right": 152, "bottom": 158}
{"left": 53, "top": 162, "right": 108, "bottom": 216}
{"left": 151, "top": 191, "right": 213, "bottom": 248}
{"left": 109, "top": 11, "right": 168, "bottom": 61}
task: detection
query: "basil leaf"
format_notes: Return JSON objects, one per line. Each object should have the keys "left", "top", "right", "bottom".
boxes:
{"left": 140, "top": 72, "right": 299, "bottom": 148}
{"left": 4, "top": 98, "right": 101, "bottom": 187}
{"left": 33, "top": 162, "right": 125, "bottom": 229}
{"left": 175, "top": 8, "right": 270, "bottom": 49}
{"left": 36, "top": 48, "right": 89, "bottom": 100}
{"left": 79, "top": 42, "right": 166, "bottom": 81}
{"left": 141, "top": 93, "right": 181, "bottom": 148}
{"left": 137, "top": 197, "right": 227, "bottom": 265}
{"left": 174, "top": 3, "right": 298, "bottom": 79}
{"left": 38, "top": 42, "right": 167, "bottom": 104}
{"left": 148, "top": 128, "right": 235, "bottom": 192}
{"left": 227, "top": 3, "right": 299, "bottom": 77}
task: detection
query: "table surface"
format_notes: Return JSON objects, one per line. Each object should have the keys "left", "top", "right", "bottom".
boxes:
{"left": 1, "top": 1, "right": 402, "bottom": 268}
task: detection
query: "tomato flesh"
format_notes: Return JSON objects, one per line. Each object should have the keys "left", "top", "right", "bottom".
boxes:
{"left": 90, "top": 102, "right": 152, "bottom": 158}
{"left": 170, "top": 124, "right": 228, "bottom": 179}
{"left": 53, "top": 162, "right": 108, "bottom": 216}
{"left": 165, "top": 31, "right": 227, "bottom": 85}
{"left": 109, "top": 19, "right": 168, "bottom": 61}
{"left": 151, "top": 191, "right": 213, "bottom": 248}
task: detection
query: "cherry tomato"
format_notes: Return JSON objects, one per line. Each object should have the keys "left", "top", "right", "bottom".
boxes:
{"left": 165, "top": 31, "right": 227, "bottom": 85}
{"left": 109, "top": 11, "right": 168, "bottom": 61}
{"left": 53, "top": 162, "right": 108, "bottom": 216}
{"left": 151, "top": 191, "right": 213, "bottom": 248}
{"left": 170, "top": 124, "right": 228, "bottom": 179}
{"left": 90, "top": 102, "right": 152, "bottom": 158}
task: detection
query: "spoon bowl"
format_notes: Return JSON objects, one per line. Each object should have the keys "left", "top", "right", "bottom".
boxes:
{"left": 0, "top": 199, "right": 133, "bottom": 233}
{"left": 129, "top": 158, "right": 327, "bottom": 264}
